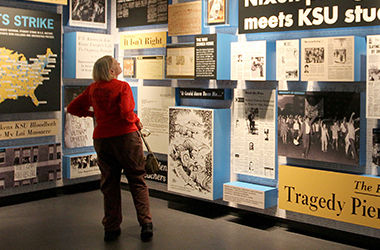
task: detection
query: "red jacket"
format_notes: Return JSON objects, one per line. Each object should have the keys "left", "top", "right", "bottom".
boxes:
{"left": 67, "top": 79, "right": 140, "bottom": 139}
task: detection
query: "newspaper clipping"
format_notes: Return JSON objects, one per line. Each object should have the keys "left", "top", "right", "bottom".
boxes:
{"left": 231, "top": 41, "right": 266, "bottom": 80}
{"left": 232, "top": 89, "right": 276, "bottom": 179}
{"left": 367, "top": 35, "right": 380, "bottom": 118}
{"left": 301, "top": 36, "right": 354, "bottom": 81}
{"left": 276, "top": 39, "right": 299, "bottom": 81}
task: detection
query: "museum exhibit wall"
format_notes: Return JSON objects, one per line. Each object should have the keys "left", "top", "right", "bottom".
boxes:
{"left": 0, "top": 0, "right": 379, "bottom": 239}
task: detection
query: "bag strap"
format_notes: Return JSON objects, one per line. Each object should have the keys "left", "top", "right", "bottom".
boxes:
{"left": 138, "top": 131, "right": 152, "bottom": 153}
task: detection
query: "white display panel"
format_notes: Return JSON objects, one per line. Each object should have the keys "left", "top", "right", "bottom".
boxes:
{"left": 231, "top": 40, "right": 266, "bottom": 80}
{"left": 301, "top": 36, "right": 354, "bottom": 82}
{"left": 232, "top": 89, "right": 276, "bottom": 179}
{"left": 367, "top": 35, "right": 380, "bottom": 119}
{"left": 276, "top": 39, "right": 299, "bottom": 81}
{"left": 75, "top": 32, "right": 113, "bottom": 79}
{"left": 138, "top": 86, "right": 176, "bottom": 154}
{"left": 168, "top": 107, "right": 214, "bottom": 200}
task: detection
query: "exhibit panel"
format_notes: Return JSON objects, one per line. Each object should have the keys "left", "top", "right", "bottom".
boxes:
{"left": 63, "top": 32, "right": 114, "bottom": 79}
{"left": 1, "top": 0, "right": 380, "bottom": 241}
{"left": 0, "top": 143, "right": 62, "bottom": 189}
{"left": 231, "top": 89, "right": 276, "bottom": 179}
{"left": 137, "top": 86, "right": 176, "bottom": 155}
{"left": 168, "top": 106, "right": 230, "bottom": 200}
{"left": 300, "top": 36, "right": 365, "bottom": 82}
{"left": 0, "top": 6, "right": 61, "bottom": 113}
{"left": 63, "top": 152, "right": 100, "bottom": 179}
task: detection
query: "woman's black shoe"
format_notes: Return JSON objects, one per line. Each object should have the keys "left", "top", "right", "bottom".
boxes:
{"left": 104, "top": 228, "right": 121, "bottom": 242}
{"left": 140, "top": 223, "right": 153, "bottom": 242}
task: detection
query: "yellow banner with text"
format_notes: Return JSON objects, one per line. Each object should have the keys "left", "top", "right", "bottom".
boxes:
{"left": 279, "top": 165, "right": 380, "bottom": 229}
{"left": 120, "top": 32, "right": 167, "bottom": 50}
{"left": 27, "top": 0, "right": 67, "bottom": 5}
{"left": 0, "top": 119, "right": 58, "bottom": 140}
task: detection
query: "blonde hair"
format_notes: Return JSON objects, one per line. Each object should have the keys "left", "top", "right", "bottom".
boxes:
{"left": 92, "top": 55, "right": 114, "bottom": 82}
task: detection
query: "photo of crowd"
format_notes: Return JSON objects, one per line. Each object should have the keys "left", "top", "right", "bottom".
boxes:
{"left": 304, "top": 47, "right": 324, "bottom": 63}
{"left": 278, "top": 92, "right": 360, "bottom": 166}
{"left": 71, "top": 0, "right": 106, "bottom": 23}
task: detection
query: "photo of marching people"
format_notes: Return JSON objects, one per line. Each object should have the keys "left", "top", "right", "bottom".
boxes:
{"left": 278, "top": 91, "right": 360, "bottom": 166}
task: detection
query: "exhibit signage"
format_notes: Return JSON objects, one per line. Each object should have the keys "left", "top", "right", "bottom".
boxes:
{"left": 239, "top": 0, "right": 380, "bottom": 34}
{"left": 195, "top": 34, "right": 217, "bottom": 79}
{"left": 0, "top": 119, "right": 59, "bottom": 140}
{"left": 120, "top": 32, "right": 167, "bottom": 50}
{"left": 179, "top": 88, "right": 225, "bottom": 100}
{"left": 27, "top": 0, "right": 67, "bottom": 4}
{"left": 0, "top": 6, "right": 61, "bottom": 113}
{"left": 279, "top": 165, "right": 380, "bottom": 229}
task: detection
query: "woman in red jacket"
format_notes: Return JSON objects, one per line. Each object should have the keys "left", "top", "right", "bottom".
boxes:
{"left": 67, "top": 55, "right": 153, "bottom": 242}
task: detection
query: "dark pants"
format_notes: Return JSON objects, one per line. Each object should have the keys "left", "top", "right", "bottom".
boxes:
{"left": 94, "top": 132, "right": 152, "bottom": 232}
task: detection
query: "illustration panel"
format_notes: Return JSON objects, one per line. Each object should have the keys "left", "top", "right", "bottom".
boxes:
{"left": 63, "top": 86, "right": 94, "bottom": 149}
{"left": 278, "top": 91, "right": 360, "bottom": 166}
{"left": 168, "top": 107, "right": 213, "bottom": 199}
{"left": 0, "top": 143, "right": 61, "bottom": 189}
{"left": 0, "top": 6, "right": 61, "bottom": 113}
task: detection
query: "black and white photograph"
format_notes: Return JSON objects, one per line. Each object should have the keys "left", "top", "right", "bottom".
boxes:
{"left": 372, "top": 128, "right": 380, "bottom": 166}
{"left": 368, "top": 67, "right": 380, "bottom": 81}
{"left": 250, "top": 56, "right": 264, "bottom": 78}
{"left": 278, "top": 91, "right": 360, "bottom": 166}
{"left": 304, "top": 47, "right": 325, "bottom": 63}
{"left": 168, "top": 107, "right": 213, "bottom": 199}
{"left": 69, "top": 0, "right": 107, "bottom": 29}
{"left": 0, "top": 144, "right": 61, "bottom": 189}
{"left": 67, "top": 153, "right": 100, "bottom": 178}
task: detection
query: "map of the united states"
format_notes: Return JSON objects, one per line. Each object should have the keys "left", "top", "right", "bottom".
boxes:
{"left": 0, "top": 47, "right": 57, "bottom": 106}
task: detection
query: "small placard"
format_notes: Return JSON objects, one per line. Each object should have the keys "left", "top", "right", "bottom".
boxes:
{"left": 224, "top": 183, "right": 265, "bottom": 209}
{"left": 179, "top": 88, "right": 225, "bottom": 100}
{"left": 195, "top": 34, "right": 217, "bottom": 79}
{"left": 14, "top": 163, "right": 37, "bottom": 181}
{"left": 0, "top": 119, "right": 58, "bottom": 140}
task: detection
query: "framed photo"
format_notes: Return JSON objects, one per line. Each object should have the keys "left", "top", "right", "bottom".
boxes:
{"left": 123, "top": 57, "right": 136, "bottom": 78}
{"left": 69, "top": 0, "right": 107, "bottom": 29}
{"left": 207, "top": 0, "right": 226, "bottom": 25}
